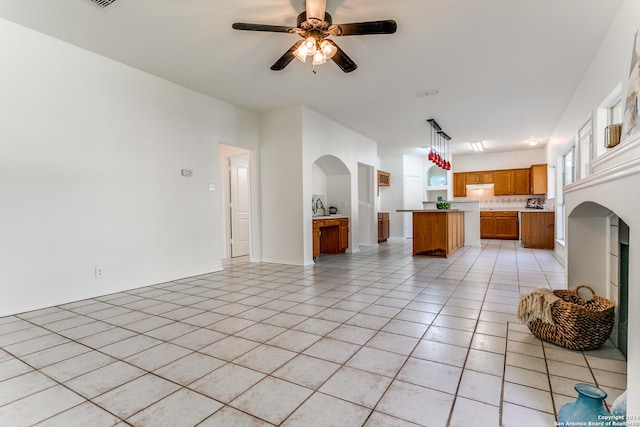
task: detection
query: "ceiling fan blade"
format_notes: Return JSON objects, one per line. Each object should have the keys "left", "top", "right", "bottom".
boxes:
{"left": 232, "top": 23, "right": 295, "bottom": 33}
{"left": 305, "top": 0, "right": 327, "bottom": 21}
{"left": 326, "top": 40, "right": 357, "bottom": 73}
{"left": 331, "top": 20, "right": 397, "bottom": 36}
{"left": 271, "top": 40, "right": 304, "bottom": 71}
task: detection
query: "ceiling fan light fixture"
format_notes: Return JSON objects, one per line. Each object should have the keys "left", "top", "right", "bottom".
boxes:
{"left": 312, "top": 50, "right": 327, "bottom": 65}
{"left": 294, "top": 42, "right": 310, "bottom": 62}
{"left": 320, "top": 40, "right": 337, "bottom": 59}
{"left": 303, "top": 37, "right": 317, "bottom": 55}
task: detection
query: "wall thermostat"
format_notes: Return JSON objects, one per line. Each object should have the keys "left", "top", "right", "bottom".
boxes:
{"left": 181, "top": 169, "right": 193, "bottom": 177}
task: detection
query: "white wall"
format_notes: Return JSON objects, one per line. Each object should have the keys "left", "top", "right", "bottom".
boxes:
{"left": 302, "top": 107, "right": 378, "bottom": 264}
{"left": 453, "top": 149, "right": 546, "bottom": 172}
{"left": 0, "top": 18, "right": 259, "bottom": 316}
{"left": 259, "top": 106, "right": 304, "bottom": 265}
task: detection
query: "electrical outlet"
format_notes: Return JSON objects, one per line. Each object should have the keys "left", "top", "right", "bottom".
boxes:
{"left": 95, "top": 267, "right": 103, "bottom": 278}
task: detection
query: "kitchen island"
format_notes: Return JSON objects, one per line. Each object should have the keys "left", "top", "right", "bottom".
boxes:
{"left": 398, "top": 210, "right": 464, "bottom": 257}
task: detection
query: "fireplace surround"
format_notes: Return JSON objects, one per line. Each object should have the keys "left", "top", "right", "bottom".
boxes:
{"left": 564, "top": 131, "right": 640, "bottom": 413}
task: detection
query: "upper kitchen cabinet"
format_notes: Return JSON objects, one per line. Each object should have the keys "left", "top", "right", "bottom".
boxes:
{"left": 530, "top": 164, "right": 548, "bottom": 195}
{"left": 493, "top": 168, "right": 530, "bottom": 196}
{"left": 453, "top": 173, "right": 466, "bottom": 197}
{"left": 465, "top": 171, "right": 494, "bottom": 185}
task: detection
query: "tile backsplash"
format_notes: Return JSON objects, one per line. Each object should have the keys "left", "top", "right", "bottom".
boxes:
{"left": 455, "top": 189, "right": 551, "bottom": 210}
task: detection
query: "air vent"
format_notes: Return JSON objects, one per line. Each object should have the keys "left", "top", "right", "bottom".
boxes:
{"left": 84, "top": 0, "right": 117, "bottom": 9}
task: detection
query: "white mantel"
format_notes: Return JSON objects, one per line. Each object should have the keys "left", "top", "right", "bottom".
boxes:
{"left": 564, "top": 132, "right": 640, "bottom": 415}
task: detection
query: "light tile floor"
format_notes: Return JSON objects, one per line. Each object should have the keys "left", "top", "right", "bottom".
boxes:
{"left": 0, "top": 239, "right": 627, "bottom": 426}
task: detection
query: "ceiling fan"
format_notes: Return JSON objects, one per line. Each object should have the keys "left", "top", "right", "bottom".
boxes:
{"left": 232, "top": 0, "right": 397, "bottom": 73}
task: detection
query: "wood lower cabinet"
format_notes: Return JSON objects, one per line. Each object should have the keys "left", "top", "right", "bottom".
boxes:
{"left": 412, "top": 211, "right": 464, "bottom": 257}
{"left": 378, "top": 212, "right": 389, "bottom": 243}
{"left": 481, "top": 211, "right": 519, "bottom": 239}
{"left": 313, "top": 218, "right": 349, "bottom": 261}
{"left": 521, "top": 211, "right": 554, "bottom": 249}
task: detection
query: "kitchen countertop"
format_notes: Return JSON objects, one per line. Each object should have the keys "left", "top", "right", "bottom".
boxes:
{"left": 480, "top": 208, "right": 555, "bottom": 213}
{"left": 312, "top": 215, "right": 347, "bottom": 220}
{"left": 397, "top": 209, "right": 462, "bottom": 213}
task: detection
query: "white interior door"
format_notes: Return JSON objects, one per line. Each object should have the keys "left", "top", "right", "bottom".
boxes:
{"left": 403, "top": 175, "right": 423, "bottom": 239}
{"left": 230, "top": 155, "right": 250, "bottom": 257}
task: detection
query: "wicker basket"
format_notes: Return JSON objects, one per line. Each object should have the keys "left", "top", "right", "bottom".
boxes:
{"left": 526, "top": 286, "right": 615, "bottom": 351}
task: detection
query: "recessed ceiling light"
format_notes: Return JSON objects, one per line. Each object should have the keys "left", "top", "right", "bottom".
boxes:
{"left": 470, "top": 141, "right": 484, "bottom": 152}
{"left": 528, "top": 139, "right": 539, "bottom": 146}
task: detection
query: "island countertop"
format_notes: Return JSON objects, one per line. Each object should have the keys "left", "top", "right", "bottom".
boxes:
{"left": 396, "top": 209, "right": 461, "bottom": 213}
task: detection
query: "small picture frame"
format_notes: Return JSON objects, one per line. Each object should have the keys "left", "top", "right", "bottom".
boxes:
{"left": 526, "top": 197, "right": 544, "bottom": 209}
{"left": 312, "top": 194, "right": 326, "bottom": 216}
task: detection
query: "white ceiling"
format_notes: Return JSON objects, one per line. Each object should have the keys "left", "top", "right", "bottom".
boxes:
{"left": 0, "top": 0, "right": 624, "bottom": 155}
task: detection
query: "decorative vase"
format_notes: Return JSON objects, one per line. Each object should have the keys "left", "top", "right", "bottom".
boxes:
{"left": 558, "top": 384, "right": 610, "bottom": 423}
{"left": 611, "top": 390, "right": 627, "bottom": 417}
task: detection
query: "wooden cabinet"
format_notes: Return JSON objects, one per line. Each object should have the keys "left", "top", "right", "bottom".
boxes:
{"left": 480, "top": 211, "right": 519, "bottom": 239}
{"left": 412, "top": 211, "right": 464, "bottom": 257}
{"left": 480, "top": 212, "right": 495, "bottom": 239}
{"left": 521, "top": 211, "right": 554, "bottom": 249}
{"left": 313, "top": 218, "right": 349, "bottom": 261}
{"left": 494, "top": 169, "right": 530, "bottom": 195}
{"left": 378, "top": 212, "right": 389, "bottom": 243}
{"left": 453, "top": 173, "right": 466, "bottom": 197}
{"left": 530, "top": 164, "right": 548, "bottom": 195}
{"left": 465, "top": 171, "right": 494, "bottom": 184}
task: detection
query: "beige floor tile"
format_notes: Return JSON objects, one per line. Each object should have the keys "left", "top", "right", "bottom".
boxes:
{"left": 458, "top": 370, "right": 502, "bottom": 406}
{"left": 432, "top": 314, "right": 477, "bottom": 332}
{"left": 506, "top": 351, "right": 547, "bottom": 373}
{"left": 327, "top": 324, "right": 377, "bottom": 345}
{"left": 231, "top": 377, "right": 313, "bottom": 425}
{"left": 547, "top": 360, "right": 594, "bottom": 382}
{"left": 412, "top": 340, "right": 468, "bottom": 367}
{"left": 267, "top": 329, "right": 322, "bottom": 352}
{"left": 503, "top": 382, "right": 554, "bottom": 413}
{"left": 302, "top": 338, "right": 361, "bottom": 364}
{"left": 448, "top": 397, "right": 499, "bottom": 427}
{"left": 346, "top": 347, "right": 407, "bottom": 378}
{"left": 199, "top": 336, "right": 259, "bottom": 361}
{"left": 272, "top": 354, "right": 341, "bottom": 389}
{"left": 34, "top": 401, "right": 121, "bottom": 427}
{"left": 199, "top": 406, "right": 274, "bottom": 427}
{"left": 283, "top": 392, "right": 370, "bottom": 427}
{"left": 92, "top": 374, "right": 179, "bottom": 419}
{"left": 363, "top": 411, "right": 422, "bottom": 427}
{"left": 64, "top": 361, "right": 145, "bottom": 399}
{"left": 40, "top": 350, "right": 116, "bottom": 382}
{"left": 154, "top": 352, "right": 225, "bottom": 386}
{"left": 501, "top": 402, "right": 556, "bottom": 427}
{"left": 396, "top": 357, "right": 462, "bottom": 394}
{"left": 465, "top": 349, "right": 505, "bottom": 377}
{"left": 124, "top": 342, "right": 191, "bottom": 371}
{"left": 189, "top": 363, "right": 264, "bottom": 403}
{"left": 470, "top": 333, "right": 506, "bottom": 354}
{"left": 424, "top": 326, "right": 473, "bottom": 347}
{"left": 376, "top": 380, "right": 454, "bottom": 427}
{"left": 127, "top": 388, "right": 223, "bottom": 427}
{"left": 233, "top": 344, "right": 296, "bottom": 374}
{"left": 367, "top": 332, "right": 419, "bottom": 356}
{"left": 319, "top": 366, "right": 392, "bottom": 408}
{"left": 0, "top": 371, "right": 57, "bottom": 406}
{"left": 504, "top": 365, "right": 550, "bottom": 391}
{"left": 235, "top": 323, "right": 287, "bottom": 342}
{"left": 0, "top": 385, "right": 85, "bottom": 426}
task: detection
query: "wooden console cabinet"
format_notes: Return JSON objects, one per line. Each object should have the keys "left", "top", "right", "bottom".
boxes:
{"left": 378, "top": 212, "right": 389, "bottom": 243}
{"left": 412, "top": 210, "right": 464, "bottom": 257}
{"left": 313, "top": 217, "right": 349, "bottom": 261}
